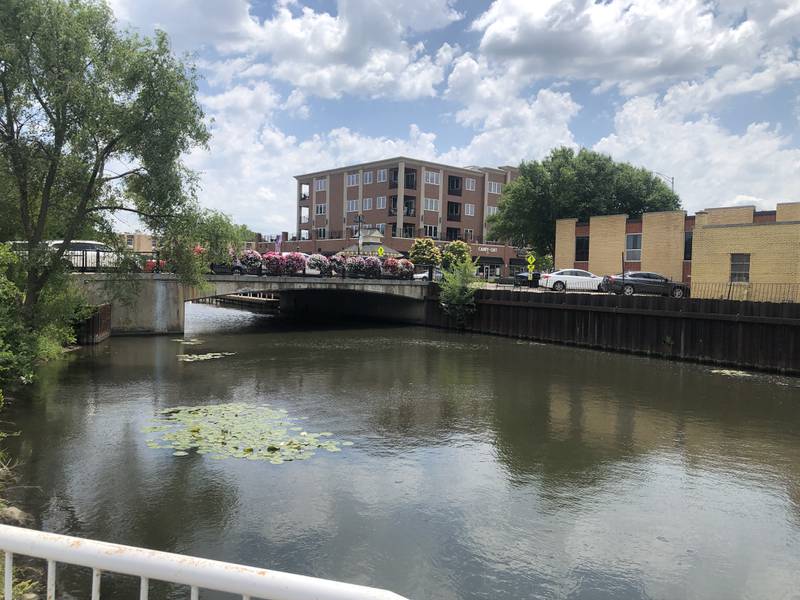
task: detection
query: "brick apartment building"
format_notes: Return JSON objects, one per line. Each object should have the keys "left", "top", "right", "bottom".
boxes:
{"left": 285, "top": 157, "right": 524, "bottom": 276}
{"left": 555, "top": 202, "right": 800, "bottom": 297}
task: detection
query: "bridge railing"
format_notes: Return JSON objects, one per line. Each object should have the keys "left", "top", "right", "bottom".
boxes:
{"left": 0, "top": 524, "right": 408, "bottom": 600}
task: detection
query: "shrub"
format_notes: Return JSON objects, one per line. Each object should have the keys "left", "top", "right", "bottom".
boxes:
{"left": 346, "top": 256, "right": 366, "bottom": 276}
{"left": 382, "top": 257, "right": 399, "bottom": 276}
{"left": 363, "top": 256, "right": 382, "bottom": 278}
{"left": 330, "top": 253, "right": 347, "bottom": 275}
{"left": 409, "top": 238, "right": 442, "bottom": 266}
{"left": 442, "top": 240, "right": 471, "bottom": 269}
{"left": 397, "top": 258, "right": 415, "bottom": 279}
{"left": 262, "top": 252, "right": 286, "bottom": 275}
{"left": 307, "top": 254, "right": 332, "bottom": 276}
{"left": 284, "top": 252, "right": 307, "bottom": 275}
{"left": 440, "top": 257, "right": 479, "bottom": 327}
{"left": 240, "top": 249, "right": 263, "bottom": 269}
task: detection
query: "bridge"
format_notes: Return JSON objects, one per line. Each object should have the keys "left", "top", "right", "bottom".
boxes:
{"left": 75, "top": 273, "right": 432, "bottom": 334}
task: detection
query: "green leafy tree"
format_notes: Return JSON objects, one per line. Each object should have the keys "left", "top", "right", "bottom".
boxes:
{"left": 408, "top": 237, "right": 442, "bottom": 266}
{"left": 488, "top": 147, "right": 681, "bottom": 256}
{"left": 441, "top": 240, "right": 471, "bottom": 269}
{"left": 439, "top": 257, "right": 479, "bottom": 328}
{"left": 0, "top": 0, "right": 209, "bottom": 327}
{"left": 195, "top": 210, "right": 251, "bottom": 265}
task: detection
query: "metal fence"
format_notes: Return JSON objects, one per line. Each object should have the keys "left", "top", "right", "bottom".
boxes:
{"left": 689, "top": 282, "right": 800, "bottom": 303}
{"left": 0, "top": 524, "right": 407, "bottom": 600}
{"left": 60, "top": 250, "right": 164, "bottom": 273}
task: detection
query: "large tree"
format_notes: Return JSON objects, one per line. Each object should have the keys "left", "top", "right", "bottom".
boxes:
{"left": 0, "top": 0, "right": 209, "bottom": 325}
{"left": 488, "top": 147, "right": 681, "bottom": 256}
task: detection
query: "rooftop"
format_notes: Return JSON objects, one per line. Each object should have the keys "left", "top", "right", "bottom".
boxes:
{"left": 295, "top": 156, "right": 517, "bottom": 179}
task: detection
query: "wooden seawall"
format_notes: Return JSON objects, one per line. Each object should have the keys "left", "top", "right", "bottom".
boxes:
{"left": 425, "top": 289, "right": 800, "bottom": 375}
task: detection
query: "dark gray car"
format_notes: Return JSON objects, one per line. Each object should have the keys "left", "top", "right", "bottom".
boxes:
{"left": 601, "top": 272, "right": 689, "bottom": 298}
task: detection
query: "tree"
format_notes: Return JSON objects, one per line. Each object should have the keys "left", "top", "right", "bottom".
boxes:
{"left": 487, "top": 147, "right": 681, "bottom": 256}
{"left": 0, "top": 0, "right": 209, "bottom": 327}
{"left": 195, "top": 210, "right": 251, "bottom": 265}
{"left": 441, "top": 240, "right": 471, "bottom": 270}
{"left": 439, "top": 256, "right": 479, "bottom": 328}
{"left": 408, "top": 237, "right": 441, "bottom": 266}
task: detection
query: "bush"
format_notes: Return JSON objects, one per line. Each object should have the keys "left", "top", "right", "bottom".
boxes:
{"left": 240, "top": 249, "right": 263, "bottom": 269}
{"left": 284, "top": 252, "right": 307, "bottom": 275}
{"left": 382, "top": 257, "right": 399, "bottom": 276}
{"left": 409, "top": 238, "right": 442, "bottom": 266}
{"left": 397, "top": 259, "right": 415, "bottom": 279}
{"left": 346, "top": 256, "right": 366, "bottom": 276}
{"left": 442, "top": 240, "right": 471, "bottom": 269}
{"left": 307, "top": 254, "right": 332, "bottom": 276}
{"left": 363, "top": 256, "right": 382, "bottom": 278}
{"left": 440, "top": 257, "right": 479, "bottom": 327}
{"left": 262, "top": 252, "right": 286, "bottom": 275}
{"left": 330, "top": 253, "right": 347, "bottom": 275}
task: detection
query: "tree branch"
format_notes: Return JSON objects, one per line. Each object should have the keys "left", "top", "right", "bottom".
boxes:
{"left": 101, "top": 167, "right": 145, "bottom": 183}
{"left": 86, "top": 205, "right": 169, "bottom": 219}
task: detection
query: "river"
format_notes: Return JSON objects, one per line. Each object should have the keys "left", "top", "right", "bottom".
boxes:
{"left": 4, "top": 303, "right": 800, "bottom": 599}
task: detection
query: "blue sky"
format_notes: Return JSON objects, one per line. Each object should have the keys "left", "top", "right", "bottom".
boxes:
{"left": 107, "top": 0, "right": 800, "bottom": 234}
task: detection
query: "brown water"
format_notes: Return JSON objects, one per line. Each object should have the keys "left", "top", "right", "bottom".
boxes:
{"left": 4, "top": 303, "right": 800, "bottom": 599}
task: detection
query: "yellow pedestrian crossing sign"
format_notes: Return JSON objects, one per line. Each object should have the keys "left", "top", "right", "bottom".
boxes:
{"left": 526, "top": 254, "right": 536, "bottom": 266}
{"left": 377, "top": 246, "right": 385, "bottom": 257}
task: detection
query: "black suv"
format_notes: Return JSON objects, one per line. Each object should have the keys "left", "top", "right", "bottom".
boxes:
{"left": 601, "top": 272, "right": 689, "bottom": 298}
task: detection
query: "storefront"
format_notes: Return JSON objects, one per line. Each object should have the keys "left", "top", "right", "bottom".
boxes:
{"left": 508, "top": 258, "right": 527, "bottom": 276}
{"left": 475, "top": 256, "right": 504, "bottom": 279}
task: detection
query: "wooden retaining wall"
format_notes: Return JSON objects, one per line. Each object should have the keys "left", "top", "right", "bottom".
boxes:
{"left": 75, "top": 303, "right": 112, "bottom": 345}
{"left": 425, "top": 290, "right": 800, "bottom": 374}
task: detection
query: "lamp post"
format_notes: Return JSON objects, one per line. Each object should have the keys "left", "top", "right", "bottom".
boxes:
{"left": 355, "top": 214, "right": 365, "bottom": 254}
{"left": 654, "top": 171, "right": 675, "bottom": 193}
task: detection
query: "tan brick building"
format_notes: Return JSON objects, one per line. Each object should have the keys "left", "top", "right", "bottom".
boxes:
{"left": 290, "top": 157, "right": 523, "bottom": 276}
{"left": 555, "top": 203, "right": 800, "bottom": 299}
{"left": 119, "top": 232, "right": 156, "bottom": 252}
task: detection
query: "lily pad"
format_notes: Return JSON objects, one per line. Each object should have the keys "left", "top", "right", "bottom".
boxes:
{"left": 142, "top": 402, "right": 351, "bottom": 463}
{"left": 177, "top": 352, "right": 236, "bottom": 362}
{"left": 171, "top": 338, "right": 205, "bottom": 346}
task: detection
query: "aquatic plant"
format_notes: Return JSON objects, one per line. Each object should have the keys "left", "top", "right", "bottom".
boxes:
{"left": 143, "top": 403, "right": 352, "bottom": 464}
{"left": 177, "top": 352, "right": 235, "bottom": 362}
{"left": 171, "top": 338, "right": 204, "bottom": 346}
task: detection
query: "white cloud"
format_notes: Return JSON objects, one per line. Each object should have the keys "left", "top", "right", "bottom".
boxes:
{"left": 594, "top": 95, "right": 800, "bottom": 213}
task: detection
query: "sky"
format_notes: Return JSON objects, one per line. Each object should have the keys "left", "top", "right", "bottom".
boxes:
{"left": 106, "top": 0, "right": 800, "bottom": 235}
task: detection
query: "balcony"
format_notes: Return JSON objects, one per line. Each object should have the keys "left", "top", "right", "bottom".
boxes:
{"left": 446, "top": 213, "right": 461, "bottom": 222}
{"left": 388, "top": 207, "right": 416, "bottom": 217}
{"left": 300, "top": 194, "right": 309, "bottom": 202}
{"left": 300, "top": 216, "right": 309, "bottom": 224}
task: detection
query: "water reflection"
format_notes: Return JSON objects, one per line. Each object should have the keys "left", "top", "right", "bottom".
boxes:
{"left": 2, "top": 303, "right": 799, "bottom": 599}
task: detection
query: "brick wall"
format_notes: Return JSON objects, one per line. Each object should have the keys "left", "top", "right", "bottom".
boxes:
{"left": 641, "top": 211, "right": 686, "bottom": 281}
{"left": 777, "top": 202, "right": 800, "bottom": 222}
{"left": 588, "top": 214, "right": 627, "bottom": 276}
{"left": 704, "top": 206, "right": 755, "bottom": 225}
{"left": 554, "top": 218, "right": 577, "bottom": 269}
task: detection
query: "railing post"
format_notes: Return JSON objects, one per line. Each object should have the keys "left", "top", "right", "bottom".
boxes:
{"left": 4, "top": 551, "right": 12, "bottom": 600}
{"left": 47, "top": 559, "right": 56, "bottom": 600}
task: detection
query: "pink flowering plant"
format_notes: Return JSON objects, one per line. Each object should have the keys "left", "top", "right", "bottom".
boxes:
{"left": 240, "top": 249, "right": 263, "bottom": 270}
{"left": 330, "top": 253, "right": 347, "bottom": 275}
{"left": 398, "top": 258, "right": 415, "bottom": 279}
{"left": 346, "top": 256, "right": 366, "bottom": 276}
{"left": 284, "top": 252, "right": 307, "bottom": 275}
{"left": 382, "top": 257, "right": 399, "bottom": 277}
{"left": 307, "top": 254, "right": 331, "bottom": 276}
{"left": 262, "top": 252, "right": 286, "bottom": 275}
{"left": 363, "top": 256, "right": 382, "bottom": 278}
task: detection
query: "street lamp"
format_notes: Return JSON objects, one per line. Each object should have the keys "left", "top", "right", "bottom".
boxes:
{"left": 354, "top": 214, "right": 365, "bottom": 254}
{"left": 653, "top": 171, "right": 675, "bottom": 193}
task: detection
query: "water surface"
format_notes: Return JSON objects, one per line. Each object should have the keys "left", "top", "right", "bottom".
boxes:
{"left": 5, "top": 303, "right": 800, "bottom": 599}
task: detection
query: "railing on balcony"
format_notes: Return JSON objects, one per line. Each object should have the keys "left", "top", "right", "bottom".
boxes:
{"left": 0, "top": 524, "right": 408, "bottom": 600}
{"left": 446, "top": 213, "right": 461, "bottom": 222}
{"left": 300, "top": 194, "right": 309, "bottom": 202}
{"left": 300, "top": 216, "right": 309, "bottom": 224}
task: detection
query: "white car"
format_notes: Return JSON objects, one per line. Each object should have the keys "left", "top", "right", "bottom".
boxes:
{"left": 540, "top": 269, "right": 603, "bottom": 292}
{"left": 49, "top": 240, "right": 122, "bottom": 270}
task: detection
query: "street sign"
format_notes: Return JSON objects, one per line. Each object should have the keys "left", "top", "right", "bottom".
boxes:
{"left": 527, "top": 254, "right": 536, "bottom": 266}
{"left": 377, "top": 246, "right": 385, "bottom": 257}
{"left": 527, "top": 264, "right": 535, "bottom": 272}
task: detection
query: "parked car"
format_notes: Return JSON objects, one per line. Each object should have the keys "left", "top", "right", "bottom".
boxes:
{"left": 601, "top": 272, "right": 689, "bottom": 298}
{"left": 539, "top": 269, "right": 603, "bottom": 291}
{"left": 414, "top": 267, "right": 443, "bottom": 281}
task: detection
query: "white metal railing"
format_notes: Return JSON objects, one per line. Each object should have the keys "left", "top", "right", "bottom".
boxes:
{"left": 0, "top": 525, "right": 409, "bottom": 600}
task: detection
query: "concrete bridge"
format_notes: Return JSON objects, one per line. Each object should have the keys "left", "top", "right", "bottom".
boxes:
{"left": 74, "top": 273, "right": 432, "bottom": 334}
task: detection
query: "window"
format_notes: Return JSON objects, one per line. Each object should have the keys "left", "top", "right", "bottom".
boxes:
{"left": 424, "top": 171, "right": 440, "bottom": 185}
{"left": 625, "top": 233, "right": 642, "bottom": 261}
{"left": 405, "top": 169, "right": 417, "bottom": 190}
{"left": 487, "top": 206, "right": 498, "bottom": 217}
{"left": 730, "top": 253, "right": 750, "bottom": 282}
{"left": 424, "top": 225, "right": 438, "bottom": 238}
{"left": 126, "top": 235, "right": 134, "bottom": 247}
{"left": 464, "top": 203, "right": 475, "bottom": 216}
{"left": 465, "top": 177, "right": 476, "bottom": 192}
{"left": 377, "top": 169, "right": 387, "bottom": 183}
{"left": 376, "top": 223, "right": 385, "bottom": 235}
{"left": 684, "top": 231, "right": 693, "bottom": 261}
{"left": 489, "top": 181, "right": 502, "bottom": 194}
{"left": 403, "top": 224, "right": 415, "bottom": 238}
{"left": 316, "top": 228, "right": 327, "bottom": 239}
{"left": 448, "top": 175, "right": 462, "bottom": 195}
{"left": 376, "top": 196, "right": 386, "bottom": 209}
{"left": 575, "top": 236, "right": 589, "bottom": 262}
{"left": 300, "top": 230, "right": 310, "bottom": 240}
{"left": 464, "top": 228, "right": 474, "bottom": 241}
{"left": 447, "top": 201, "right": 461, "bottom": 219}
{"left": 363, "top": 171, "right": 373, "bottom": 185}
{"left": 346, "top": 173, "right": 359, "bottom": 187}
{"left": 347, "top": 199, "right": 360, "bottom": 212}
{"left": 315, "top": 204, "right": 327, "bottom": 215}
{"left": 424, "top": 197, "right": 440, "bottom": 212}
{"left": 315, "top": 179, "right": 326, "bottom": 192}
{"left": 363, "top": 197, "right": 372, "bottom": 210}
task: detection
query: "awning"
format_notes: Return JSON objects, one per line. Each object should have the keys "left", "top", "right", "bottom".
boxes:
{"left": 509, "top": 258, "right": 526, "bottom": 265}
{"left": 474, "top": 256, "right": 505, "bottom": 265}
